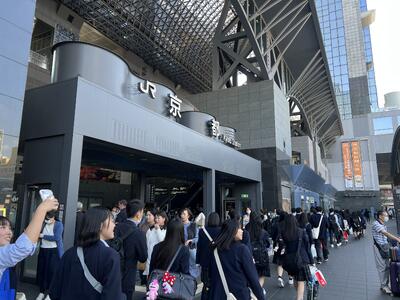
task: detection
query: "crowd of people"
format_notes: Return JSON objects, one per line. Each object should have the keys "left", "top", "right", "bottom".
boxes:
{"left": 0, "top": 196, "right": 394, "bottom": 300}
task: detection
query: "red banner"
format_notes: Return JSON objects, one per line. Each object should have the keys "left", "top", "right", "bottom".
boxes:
{"left": 351, "top": 141, "right": 363, "bottom": 188}
{"left": 342, "top": 142, "right": 353, "bottom": 188}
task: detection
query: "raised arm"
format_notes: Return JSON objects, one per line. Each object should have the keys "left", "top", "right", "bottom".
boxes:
{"left": 25, "top": 198, "right": 59, "bottom": 243}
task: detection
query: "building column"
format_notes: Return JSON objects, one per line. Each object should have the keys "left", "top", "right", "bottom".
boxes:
{"left": 139, "top": 173, "right": 146, "bottom": 201}
{"left": 203, "top": 169, "right": 215, "bottom": 215}
{"left": 61, "top": 133, "right": 84, "bottom": 249}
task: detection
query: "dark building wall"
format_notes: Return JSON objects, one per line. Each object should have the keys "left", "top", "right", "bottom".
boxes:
{"left": 335, "top": 191, "right": 380, "bottom": 211}
{"left": 241, "top": 147, "right": 291, "bottom": 211}
{"left": 350, "top": 75, "right": 371, "bottom": 116}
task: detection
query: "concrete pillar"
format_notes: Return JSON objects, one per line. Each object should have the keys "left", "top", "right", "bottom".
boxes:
{"left": 139, "top": 173, "right": 146, "bottom": 201}
{"left": 61, "top": 133, "right": 84, "bottom": 249}
{"left": 203, "top": 169, "right": 215, "bottom": 215}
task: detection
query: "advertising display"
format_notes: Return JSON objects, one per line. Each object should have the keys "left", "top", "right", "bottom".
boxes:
{"left": 351, "top": 141, "right": 363, "bottom": 188}
{"left": 342, "top": 142, "right": 353, "bottom": 189}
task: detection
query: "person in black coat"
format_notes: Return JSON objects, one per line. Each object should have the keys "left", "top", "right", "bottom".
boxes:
{"left": 196, "top": 212, "right": 221, "bottom": 300}
{"left": 209, "top": 219, "right": 266, "bottom": 300}
{"left": 309, "top": 206, "right": 329, "bottom": 263}
{"left": 149, "top": 220, "right": 190, "bottom": 275}
{"left": 271, "top": 210, "right": 288, "bottom": 287}
{"left": 115, "top": 200, "right": 128, "bottom": 223}
{"left": 245, "top": 211, "right": 271, "bottom": 288}
{"left": 49, "top": 207, "right": 124, "bottom": 300}
{"left": 115, "top": 199, "right": 147, "bottom": 300}
{"left": 281, "top": 214, "right": 314, "bottom": 300}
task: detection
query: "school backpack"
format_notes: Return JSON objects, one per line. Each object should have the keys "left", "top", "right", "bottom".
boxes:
{"left": 107, "top": 226, "right": 134, "bottom": 273}
{"left": 251, "top": 239, "right": 269, "bottom": 267}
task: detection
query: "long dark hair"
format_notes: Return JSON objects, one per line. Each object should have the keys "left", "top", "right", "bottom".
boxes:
{"left": 77, "top": 207, "right": 112, "bottom": 248}
{"left": 153, "top": 220, "right": 185, "bottom": 270}
{"left": 248, "top": 211, "right": 263, "bottom": 241}
{"left": 297, "top": 212, "right": 309, "bottom": 228}
{"left": 213, "top": 219, "right": 240, "bottom": 250}
{"left": 207, "top": 212, "right": 220, "bottom": 227}
{"left": 281, "top": 214, "right": 299, "bottom": 241}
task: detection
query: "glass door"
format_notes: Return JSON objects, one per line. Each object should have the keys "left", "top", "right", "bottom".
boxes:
{"left": 20, "top": 184, "right": 51, "bottom": 282}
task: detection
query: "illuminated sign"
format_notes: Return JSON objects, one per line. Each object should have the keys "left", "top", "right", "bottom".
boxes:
{"left": 351, "top": 141, "right": 363, "bottom": 188}
{"left": 342, "top": 142, "right": 353, "bottom": 189}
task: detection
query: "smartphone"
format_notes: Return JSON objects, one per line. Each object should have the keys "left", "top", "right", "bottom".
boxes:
{"left": 39, "top": 189, "right": 54, "bottom": 201}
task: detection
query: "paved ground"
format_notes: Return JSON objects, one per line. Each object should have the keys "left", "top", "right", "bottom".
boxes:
{"left": 20, "top": 220, "right": 397, "bottom": 299}
{"left": 263, "top": 220, "right": 396, "bottom": 300}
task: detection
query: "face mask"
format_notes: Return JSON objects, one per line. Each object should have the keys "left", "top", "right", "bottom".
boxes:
{"left": 45, "top": 219, "right": 52, "bottom": 224}
{"left": 246, "top": 210, "right": 251, "bottom": 215}
{"left": 384, "top": 216, "right": 389, "bottom": 222}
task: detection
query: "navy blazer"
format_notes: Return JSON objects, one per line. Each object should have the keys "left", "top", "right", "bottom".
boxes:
{"left": 209, "top": 242, "right": 265, "bottom": 300}
{"left": 196, "top": 227, "right": 221, "bottom": 268}
{"left": 49, "top": 241, "right": 124, "bottom": 300}
{"left": 283, "top": 229, "right": 314, "bottom": 265}
{"left": 309, "top": 213, "right": 329, "bottom": 240}
{"left": 149, "top": 243, "right": 190, "bottom": 275}
{"left": 115, "top": 220, "right": 147, "bottom": 293}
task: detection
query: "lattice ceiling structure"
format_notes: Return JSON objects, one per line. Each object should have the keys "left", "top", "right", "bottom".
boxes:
{"left": 60, "top": 0, "right": 342, "bottom": 151}
{"left": 60, "top": 0, "right": 233, "bottom": 93}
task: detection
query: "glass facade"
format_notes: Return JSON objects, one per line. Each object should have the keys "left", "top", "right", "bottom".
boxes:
{"left": 316, "top": 0, "right": 352, "bottom": 119}
{"left": 316, "top": 0, "right": 378, "bottom": 119}
{"left": 360, "top": 0, "right": 379, "bottom": 111}
{"left": 373, "top": 117, "right": 393, "bottom": 135}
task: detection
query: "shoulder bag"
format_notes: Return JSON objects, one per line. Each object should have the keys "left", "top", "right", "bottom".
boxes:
{"left": 213, "top": 248, "right": 237, "bottom": 300}
{"left": 148, "top": 245, "right": 197, "bottom": 299}
{"left": 77, "top": 247, "right": 103, "bottom": 293}
{"left": 311, "top": 215, "right": 323, "bottom": 240}
{"left": 373, "top": 238, "right": 390, "bottom": 260}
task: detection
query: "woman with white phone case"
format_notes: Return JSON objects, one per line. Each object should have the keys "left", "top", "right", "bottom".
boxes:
{"left": 0, "top": 198, "right": 59, "bottom": 299}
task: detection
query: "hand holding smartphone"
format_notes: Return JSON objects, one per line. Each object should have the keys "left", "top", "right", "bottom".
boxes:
{"left": 39, "top": 189, "right": 54, "bottom": 201}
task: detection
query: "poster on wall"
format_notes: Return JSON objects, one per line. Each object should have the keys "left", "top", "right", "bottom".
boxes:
{"left": 342, "top": 142, "right": 353, "bottom": 188}
{"left": 351, "top": 141, "right": 363, "bottom": 188}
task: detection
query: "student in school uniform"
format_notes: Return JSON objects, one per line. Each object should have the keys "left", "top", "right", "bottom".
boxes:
{"left": 49, "top": 207, "right": 124, "bottom": 300}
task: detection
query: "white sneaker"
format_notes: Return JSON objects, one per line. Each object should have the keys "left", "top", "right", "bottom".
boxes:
{"left": 330, "top": 244, "right": 334, "bottom": 248}
{"left": 36, "top": 293, "right": 45, "bottom": 300}
{"left": 288, "top": 277, "right": 294, "bottom": 285}
{"left": 337, "top": 243, "right": 342, "bottom": 247}
{"left": 382, "top": 286, "right": 392, "bottom": 294}
{"left": 278, "top": 277, "right": 285, "bottom": 288}
{"left": 44, "top": 296, "right": 51, "bottom": 300}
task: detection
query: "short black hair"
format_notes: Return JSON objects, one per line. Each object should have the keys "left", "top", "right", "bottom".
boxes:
{"left": 126, "top": 199, "right": 144, "bottom": 218}
{"left": 377, "top": 210, "right": 387, "bottom": 218}
{"left": 207, "top": 212, "right": 220, "bottom": 227}
{"left": 295, "top": 207, "right": 302, "bottom": 214}
{"left": 77, "top": 207, "right": 112, "bottom": 248}
{"left": 0, "top": 216, "right": 11, "bottom": 227}
{"left": 316, "top": 206, "right": 322, "bottom": 212}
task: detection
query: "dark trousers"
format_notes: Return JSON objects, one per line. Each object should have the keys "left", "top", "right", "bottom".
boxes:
{"left": 314, "top": 239, "right": 329, "bottom": 261}
{"left": 37, "top": 248, "right": 59, "bottom": 293}
{"left": 200, "top": 267, "right": 210, "bottom": 300}
{"left": 124, "top": 291, "right": 132, "bottom": 300}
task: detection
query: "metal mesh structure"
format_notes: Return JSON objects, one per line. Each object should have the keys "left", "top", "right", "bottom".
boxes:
{"left": 61, "top": 0, "right": 235, "bottom": 93}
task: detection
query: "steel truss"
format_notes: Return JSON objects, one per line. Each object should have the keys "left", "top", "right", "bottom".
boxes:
{"left": 213, "top": 0, "right": 309, "bottom": 91}
{"left": 60, "top": 0, "right": 342, "bottom": 152}
{"left": 213, "top": 0, "right": 341, "bottom": 152}
{"left": 61, "top": 0, "right": 233, "bottom": 93}
{"left": 287, "top": 50, "right": 342, "bottom": 153}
